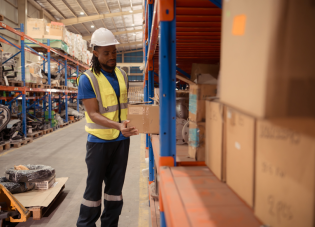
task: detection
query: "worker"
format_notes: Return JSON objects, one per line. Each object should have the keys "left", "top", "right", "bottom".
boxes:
{"left": 76, "top": 28, "right": 139, "bottom": 227}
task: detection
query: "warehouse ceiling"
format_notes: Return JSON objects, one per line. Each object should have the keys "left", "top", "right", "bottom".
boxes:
{"left": 33, "top": 0, "right": 144, "bottom": 53}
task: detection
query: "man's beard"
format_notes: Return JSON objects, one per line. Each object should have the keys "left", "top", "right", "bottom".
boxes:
{"left": 102, "top": 62, "right": 116, "bottom": 71}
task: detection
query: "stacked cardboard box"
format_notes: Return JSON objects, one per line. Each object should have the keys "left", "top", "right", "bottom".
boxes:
{"left": 44, "top": 22, "right": 66, "bottom": 41}
{"left": 177, "top": 70, "right": 217, "bottom": 161}
{"left": 220, "top": 0, "right": 315, "bottom": 118}
{"left": 26, "top": 18, "right": 46, "bottom": 39}
{"left": 205, "top": 100, "right": 226, "bottom": 182}
{"left": 26, "top": 19, "right": 93, "bottom": 65}
{"left": 203, "top": 0, "right": 315, "bottom": 226}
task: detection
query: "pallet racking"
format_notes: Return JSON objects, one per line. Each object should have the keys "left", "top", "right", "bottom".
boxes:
{"left": 143, "top": 0, "right": 262, "bottom": 226}
{"left": 0, "top": 22, "right": 89, "bottom": 136}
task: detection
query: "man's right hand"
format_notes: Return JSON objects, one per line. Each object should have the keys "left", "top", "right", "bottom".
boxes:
{"left": 119, "top": 120, "right": 139, "bottom": 137}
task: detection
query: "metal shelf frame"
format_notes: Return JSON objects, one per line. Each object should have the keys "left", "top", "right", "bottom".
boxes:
{"left": 0, "top": 22, "right": 88, "bottom": 137}
{"left": 143, "top": 0, "right": 222, "bottom": 226}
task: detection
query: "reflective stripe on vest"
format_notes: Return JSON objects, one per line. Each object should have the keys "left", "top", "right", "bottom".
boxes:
{"left": 83, "top": 67, "right": 128, "bottom": 140}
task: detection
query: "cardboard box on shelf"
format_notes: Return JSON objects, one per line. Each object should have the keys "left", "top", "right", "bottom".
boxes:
{"left": 127, "top": 104, "right": 159, "bottom": 134}
{"left": 26, "top": 18, "right": 46, "bottom": 39}
{"left": 255, "top": 118, "right": 315, "bottom": 227}
{"left": 177, "top": 73, "right": 217, "bottom": 123}
{"left": 191, "top": 63, "right": 220, "bottom": 82}
{"left": 45, "top": 22, "right": 66, "bottom": 41}
{"left": 188, "top": 121, "right": 206, "bottom": 161}
{"left": 205, "top": 100, "right": 226, "bottom": 182}
{"left": 225, "top": 106, "right": 256, "bottom": 208}
{"left": 189, "top": 84, "right": 217, "bottom": 122}
{"left": 220, "top": 0, "right": 315, "bottom": 118}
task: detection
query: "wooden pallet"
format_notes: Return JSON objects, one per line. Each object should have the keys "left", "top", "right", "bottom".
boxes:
{"left": 58, "top": 86, "right": 66, "bottom": 90}
{"left": 10, "top": 138, "right": 33, "bottom": 148}
{"left": 59, "top": 122, "right": 69, "bottom": 128}
{"left": 52, "top": 125, "right": 60, "bottom": 131}
{"left": 25, "top": 83, "right": 47, "bottom": 89}
{"left": 0, "top": 14, "right": 4, "bottom": 21}
{"left": 0, "top": 141, "right": 11, "bottom": 152}
{"left": 40, "top": 128, "right": 53, "bottom": 135}
{"left": 8, "top": 80, "right": 23, "bottom": 87}
{"left": 27, "top": 131, "right": 43, "bottom": 139}
{"left": 43, "top": 84, "right": 50, "bottom": 89}
{"left": 28, "top": 185, "right": 65, "bottom": 220}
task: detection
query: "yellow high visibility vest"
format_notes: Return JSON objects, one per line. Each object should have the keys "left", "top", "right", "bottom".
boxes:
{"left": 79, "top": 67, "right": 128, "bottom": 140}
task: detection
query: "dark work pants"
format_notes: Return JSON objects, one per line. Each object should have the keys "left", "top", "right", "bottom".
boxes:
{"left": 77, "top": 139, "right": 130, "bottom": 227}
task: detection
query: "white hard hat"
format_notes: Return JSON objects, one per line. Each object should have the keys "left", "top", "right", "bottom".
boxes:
{"left": 90, "top": 28, "right": 120, "bottom": 48}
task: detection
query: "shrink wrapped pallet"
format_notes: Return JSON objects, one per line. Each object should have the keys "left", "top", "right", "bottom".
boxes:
{"left": 5, "top": 164, "right": 55, "bottom": 183}
{"left": 17, "top": 62, "right": 42, "bottom": 83}
{"left": 0, "top": 177, "right": 35, "bottom": 194}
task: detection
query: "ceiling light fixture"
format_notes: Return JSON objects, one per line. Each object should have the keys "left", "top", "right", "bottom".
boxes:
{"left": 80, "top": 12, "right": 84, "bottom": 15}
{"left": 132, "top": 24, "right": 135, "bottom": 26}
{"left": 91, "top": 25, "right": 95, "bottom": 28}
{"left": 133, "top": 33, "right": 136, "bottom": 35}
{"left": 129, "top": 10, "right": 133, "bottom": 13}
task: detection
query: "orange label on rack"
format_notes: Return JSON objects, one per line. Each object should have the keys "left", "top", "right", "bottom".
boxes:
{"left": 232, "top": 14, "right": 246, "bottom": 36}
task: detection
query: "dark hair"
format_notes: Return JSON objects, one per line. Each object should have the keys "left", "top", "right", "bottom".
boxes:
{"left": 91, "top": 46, "right": 101, "bottom": 75}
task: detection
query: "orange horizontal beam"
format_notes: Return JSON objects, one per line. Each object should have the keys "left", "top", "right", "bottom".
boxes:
{"left": 177, "top": 15, "right": 221, "bottom": 22}
{"left": 177, "top": 22, "right": 221, "bottom": 27}
{"left": 176, "top": 40, "right": 220, "bottom": 43}
{"left": 175, "top": 35, "right": 221, "bottom": 39}
{"left": 176, "top": 0, "right": 218, "bottom": 8}
{"left": 176, "top": 27, "right": 221, "bottom": 32}
{"left": 177, "top": 31, "right": 221, "bottom": 36}
{"left": 176, "top": 7, "right": 221, "bottom": 15}
{"left": 160, "top": 167, "right": 190, "bottom": 227}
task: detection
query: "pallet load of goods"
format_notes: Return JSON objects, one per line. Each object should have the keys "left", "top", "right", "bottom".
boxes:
{"left": 0, "top": 164, "right": 68, "bottom": 222}
{"left": 27, "top": 18, "right": 93, "bottom": 65}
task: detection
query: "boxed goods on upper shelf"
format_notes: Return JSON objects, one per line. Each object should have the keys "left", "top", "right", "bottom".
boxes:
{"left": 44, "top": 22, "right": 66, "bottom": 41}
{"left": 25, "top": 18, "right": 91, "bottom": 65}
{"left": 26, "top": 18, "right": 46, "bottom": 39}
{"left": 220, "top": 0, "right": 315, "bottom": 118}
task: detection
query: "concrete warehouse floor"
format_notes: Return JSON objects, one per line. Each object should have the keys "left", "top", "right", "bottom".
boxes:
{"left": 0, "top": 120, "right": 150, "bottom": 227}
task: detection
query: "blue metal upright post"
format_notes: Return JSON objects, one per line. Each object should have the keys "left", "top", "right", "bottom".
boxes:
{"left": 43, "top": 58, "right": 46, "bottom": 73}
{"left": 47, "top": 39, "right": 52, "bottom": 127}
{"left": 148, "top": 0, "right": 155, "bottom": 183}
{"left": 159, "top": 0, "right": 176, "bottom": 162}
{"left": 159, "top": 1, "right": 176, "bottom": 226}
{"left": 65, "top": 60, "right": 68, "bottom": 122}
{"left": 20, "top": 23, "right": 27, "bottom": 136}
{"left": 144, "top": 0, "right": 149, "bottom": 152}
{"left": 76, "top": 65, "right": 80, "bottom": 112}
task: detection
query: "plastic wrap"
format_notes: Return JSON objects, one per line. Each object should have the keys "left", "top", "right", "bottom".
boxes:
{"left": 5, "top": 165, "right": 55, "bottom": 183}
{"left": 0, "top": 177, "right": 35, "bottom": 194}
{"left": 2, "top": 52, "right": 16, "bottom": 67}
{"left": 17, "top": 62, "right": 42, "bottom": 83}
{"left": 75, "top": 34, "right": 83, "bottom": 59}
{"left": 60, "top": 108, "right": 84, "bottom": 118}
{"left": 65, "top": 30, "right": 71, "bottom": 46}
{"left": 68, "top": 103, "right": 85, "bottom": 114}
{"left": 45, "top": 62, "right": 58, "bottom": 75}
